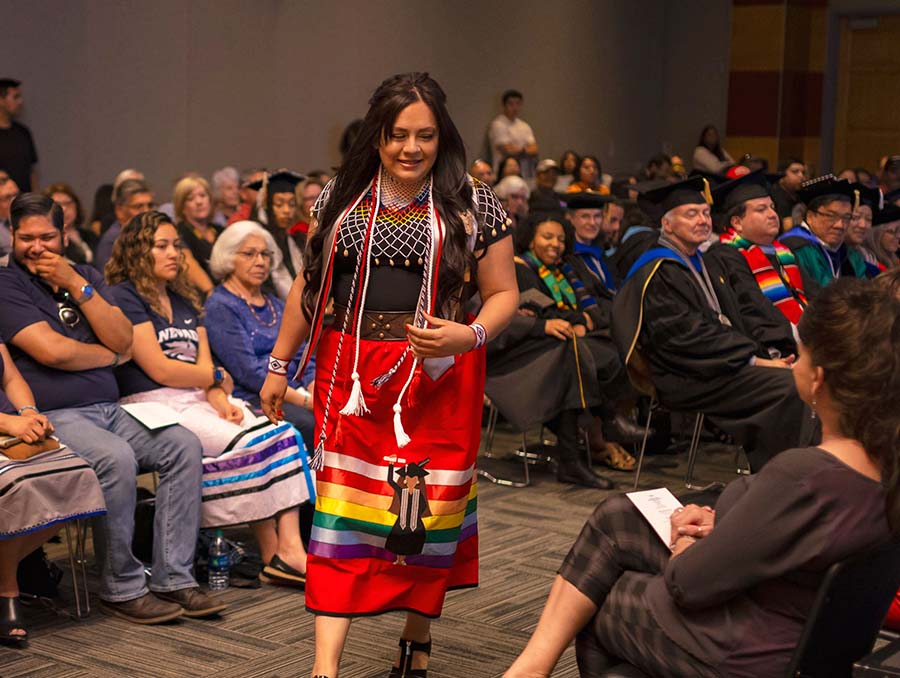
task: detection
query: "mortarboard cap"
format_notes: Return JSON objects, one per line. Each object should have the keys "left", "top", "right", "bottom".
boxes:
{"left": 247, "top": 168, "right": 305, "bottom": 193}
{"left": 873, "top": 203, "right": 900, "bottom": 227}
{"left": 562, "top": 191, "right": 613, "bottom": 210}
{"left": 711, "top": 170, "right": 772, "bottom": 214}
{"left": 637, "top": 175, "right": 714, "bottom": 222}
{"left": 797, "top": 174, "right": 856, "bottom": 208}
{"left": 850, "top": 182, "right": 883, "bottom": 211}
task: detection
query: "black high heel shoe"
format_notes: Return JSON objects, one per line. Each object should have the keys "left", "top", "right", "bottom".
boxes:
{"left": 388, "top": 637, "right": 431, "bottom": 677}
{"left": 0, "top": 596, "right": 28, "bottom": 645}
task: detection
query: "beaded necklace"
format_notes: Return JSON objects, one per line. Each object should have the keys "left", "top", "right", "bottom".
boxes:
{"left": 226, "top": 282, "right": 278, "bottom": 327}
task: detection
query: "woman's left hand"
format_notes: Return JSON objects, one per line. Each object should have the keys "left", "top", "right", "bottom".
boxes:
{"left": 406, "top": 312, "right": 476, "bottom": 359}
{"left": 207, "top": 387, "right": 244, "bottom": 423}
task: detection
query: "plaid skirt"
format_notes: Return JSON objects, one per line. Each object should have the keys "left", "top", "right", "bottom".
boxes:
{"left": 561, "top": 494, "right": 720, "bottom": 678}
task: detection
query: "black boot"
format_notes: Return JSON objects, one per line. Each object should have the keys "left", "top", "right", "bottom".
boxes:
{"left": 602, "top": 412, "right": 651, "bottom": 444}
{"left": 552, "top": 411, "right": 615, "bottom": 490}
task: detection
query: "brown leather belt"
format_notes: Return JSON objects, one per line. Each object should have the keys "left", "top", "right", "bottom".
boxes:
{"left": 332, "top": 305, "right": 415, "bottom": 341}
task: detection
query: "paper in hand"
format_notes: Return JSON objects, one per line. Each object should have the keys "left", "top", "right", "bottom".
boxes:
{"left": 626, "top": 487, "right": 684, "bottom": 547}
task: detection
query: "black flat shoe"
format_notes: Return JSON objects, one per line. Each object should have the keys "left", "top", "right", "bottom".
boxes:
{"left": 388, "top": 636, "right": 431, "bottom": 677}
{"left": 261, "top": 554, "right": 306, "bottom": 588}
{"left": 557, "top": 460, "right": 615, "bottom": 490}
{"left": 0, "top": 596, "right": 28, "bottom": 645}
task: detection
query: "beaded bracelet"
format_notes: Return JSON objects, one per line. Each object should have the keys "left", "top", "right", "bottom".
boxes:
{"left": 17, "top": 405, "right": 39, "bottom": 416}
{"left": 268, "top": 355, "right": 290, "bottom": 376}
{"left": 469, "top": 322, "right": 487, "bottom": 350}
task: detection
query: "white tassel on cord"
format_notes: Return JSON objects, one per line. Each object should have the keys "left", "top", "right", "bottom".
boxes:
{"left": 392, "top": 180, "right": 442, "bottom": 449}
{"left": 338, "top": 172, "right": 383, "bottom": 417}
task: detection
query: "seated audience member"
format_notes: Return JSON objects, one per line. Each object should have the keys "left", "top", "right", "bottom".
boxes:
{"left": 0, "top": 172, "right": 19, "bottom": 265}
{"left": 497, "top": 155, "right": 522, "bottom": 183}
{"left": 555, "top": 150, "right": 580, "bottom": 192}
{"left": 601, "top": 199, "right": 625, "bottom": 250}
{"left": 488, "top": 216, "right": 640, "bottom": 486}
{"left": 204, "top": 221, "right": 316, "bottom": 452}
{"left": 845, "top": 183, "right": 885, "bottom": 278}
{"left": 226, "top": 167, "right": 267, "bottom": 226}
{"left": 612, "top": 177, "right": 816, "bottom": 472}
{"left": 506, "top": 277, "right": 900, "bottom": 678}
{"left": 565, "top": 191, "right": 617, "bottom": 289}
{"left": 770, "top": 157, "right": 808, "bottom": 229}
{"left": 106, "top": 211, "right": 311, "bottom": 586}
{"left": 610, "top": 175, "right": 639, "bottom": 201}
{"left": 567, "top": 155, "right": 609, "bottom": 194}
{"left": 290, "top": 176, "right": 325, "bottom": 240}
{"left": 210, "top": 166, "right": 241, "bottom": 227}
{"left": 670, "top": 154, "right": 689, "bottom": 179}
{"left": 0, "top": 339, "right": 105, "bottom": 644}
{"left": 94, "top": 178, "right": 154, "bottom": 271}
{"left": 641, "top": 153, "right": 675, "bottom": 182}
{"left": 880, "top": 154, "right": 900, "bottom": 197}
{"left": 863, "top": 204, "right": 900, "bottom": 273}
{"left": 781, "top": 176, "right": 867, "bottom": 299}
{"left": 86, "top": 183, "right": 114, "bottom": 239}
{"left": 705, "top": 172, "right": 805, "bottom": 351}
{"left": 246, "top": 169, "right": 306, "bottom": 299}
{"left": 494, "top": 175, "right": 530, "bottom": 233}
{"left": 529, "top": 159, "right": 565, "bottom": 214}
{"left": 174, "top": 175, "right": 221, "bottom": 296}
{"left": 837, "top": 167, "right": 858, "bottom": 183}
{"left": 692, "top": 124, "right": 735, "bottom": 174}
{"left": 44, "top": 182, "right": 94, "bottom": 265}
{"left": 0, "top": 193, "right": 222, "bottom": 623}
{"left": 470, "top": 159, "right": 496, "bottom": 186}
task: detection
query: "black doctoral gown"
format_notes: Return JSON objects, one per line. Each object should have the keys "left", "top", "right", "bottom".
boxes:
{"left": 611, "top": 254, "right": 816, "bottom": 471}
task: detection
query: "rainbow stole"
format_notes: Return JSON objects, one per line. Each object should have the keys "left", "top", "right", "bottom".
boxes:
{"left": 720, "top": 230, "right": 807, "bottom": 324}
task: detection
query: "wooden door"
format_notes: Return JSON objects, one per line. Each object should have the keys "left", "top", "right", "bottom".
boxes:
{"left": 834, "top": 15, "right": 900, "bottom": 172}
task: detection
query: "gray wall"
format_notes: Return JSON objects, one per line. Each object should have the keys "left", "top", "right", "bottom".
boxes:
{"left": 0, "top": 0, "right": 730, "bottom": 204}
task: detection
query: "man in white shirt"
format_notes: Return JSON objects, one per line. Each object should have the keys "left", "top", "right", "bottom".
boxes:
{"left": 488, "top": 89, "right": 538, "bottom": 179}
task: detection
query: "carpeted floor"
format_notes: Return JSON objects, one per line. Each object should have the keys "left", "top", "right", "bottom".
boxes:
{"left": 0, "top": 424, "right": 741, "bottom": 678}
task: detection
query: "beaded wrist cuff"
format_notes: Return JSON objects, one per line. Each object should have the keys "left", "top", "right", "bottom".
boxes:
{"left": 268, "top": 355, "right": 290, "bottom": 376}
{"left": 469, "top": 322, "right": 487, "bottom": 350}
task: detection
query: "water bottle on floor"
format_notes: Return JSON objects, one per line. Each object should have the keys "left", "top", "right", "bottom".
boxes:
{"left": 208, "top": 529, "right": 230, "bottom": 591}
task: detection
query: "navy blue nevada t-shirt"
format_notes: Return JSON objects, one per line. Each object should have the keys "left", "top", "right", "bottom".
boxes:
{"left": 110, "top": 282, "right": 203, "bottom": 397}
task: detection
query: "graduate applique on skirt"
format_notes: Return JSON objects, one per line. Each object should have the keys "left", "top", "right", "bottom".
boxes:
{"left": 305, "top": 328, "right": 482, "bottom": 619}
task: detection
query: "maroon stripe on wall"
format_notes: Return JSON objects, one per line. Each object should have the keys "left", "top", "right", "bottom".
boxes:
{"left": 726, "top": 71, "right": 780, "bottom": 137}
{"left": 780, "top": 70, "right": 823, "bottom": 136}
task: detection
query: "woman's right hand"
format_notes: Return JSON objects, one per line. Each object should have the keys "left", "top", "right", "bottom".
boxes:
{"left": 669, "top": 504, "right": 716, "bottom": 546}
{"left": 3, "top": 414, "right": 49, "bottom": 443}
{"left": 544, "top": 319, "right": 574, "bottom": 341}
{"left": 260, "top": 373, "right": 289, "bottom": 424}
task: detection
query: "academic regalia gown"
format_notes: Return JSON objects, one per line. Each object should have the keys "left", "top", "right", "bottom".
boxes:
{"left": 611, "top": 251, "right": 816, "bottom": 471}
{"left": 611, "top": 227, "right": 659, "bottom": 282}
{"left": 485, "top": 260, "right": 627, "bottom": 431}
{"left": 780, "top": 226, "right": 867, "bottom": 299}
{"left": 704, "top": 243, "right": 797, "bottom": 358}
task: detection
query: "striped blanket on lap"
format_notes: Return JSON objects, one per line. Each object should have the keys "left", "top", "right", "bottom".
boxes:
{"left": 201, "top": 422, "right": 315, "bottom": 528}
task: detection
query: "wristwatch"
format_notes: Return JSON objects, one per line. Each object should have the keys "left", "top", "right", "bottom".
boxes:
{"left": 76, "top": 283, "right": 95, "bottom": 304}
{"left": 212, "top": 366, "right": 225, "bottom": 387}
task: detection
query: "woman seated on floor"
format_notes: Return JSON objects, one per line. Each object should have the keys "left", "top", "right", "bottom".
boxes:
{"left": 203, "top": 221, "right": 316, "bottom": 452}
{"left": 1, "top": 340, "right": 105, "bottom": 644}
{"left": 505, "top": 277, "right": 900, "bottom": 678}
{"left": 487, "top": 215, "right": 643, "bottom": 489}
{"left": 105, "top": 211, "right": 310, "bottom": 587}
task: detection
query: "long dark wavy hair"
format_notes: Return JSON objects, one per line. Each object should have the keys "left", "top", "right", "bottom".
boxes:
{"left": 798, "top": 278, "right": 900, "bottom": 536}
{"left": 106, "top": 211, "right": 204, "bottom": 317}
{"left": 303, "top": 72, "right": 473, "bottom": 322}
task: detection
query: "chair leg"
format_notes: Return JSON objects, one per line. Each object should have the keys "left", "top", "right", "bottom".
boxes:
{"left": 735, "top": 446, "right": 751, "bottom": 475}
{"left": 65, "top": 520, "right": 90, "bottom": 619}
{"left": 632, "top": 396, "right": 656, "bottom": 490}
{"left": 483, "top": 402, "right": 499, "bottom": 457}
{"left": 476, "top": 417, "right": 530, "bottom": 488}
{"left": 684, "top": 413, "right": 705, "bottom": 490}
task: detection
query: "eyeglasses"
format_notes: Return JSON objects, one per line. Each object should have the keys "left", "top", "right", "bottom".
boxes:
{"left": 236, "top": 249, "right": 274, "bottom": 261}
{"left": 811, "top": 210, "right": 852, "bottom": 226}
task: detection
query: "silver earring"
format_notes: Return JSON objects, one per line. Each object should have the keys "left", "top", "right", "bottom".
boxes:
{"left": 810, "top": 397, "right": 817, "bottom": 420}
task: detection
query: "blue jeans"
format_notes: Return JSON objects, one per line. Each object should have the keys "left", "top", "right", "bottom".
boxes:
{"left": 46, "top": 402, "right": 203, "bottom": 602}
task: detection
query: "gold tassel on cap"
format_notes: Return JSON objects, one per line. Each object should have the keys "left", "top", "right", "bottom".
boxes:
{"left": 702, "top": 178, "right": 713, "bottom": 206}
{"left": 854, "top": 189, "right": 860, "bottom": 211}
